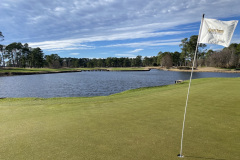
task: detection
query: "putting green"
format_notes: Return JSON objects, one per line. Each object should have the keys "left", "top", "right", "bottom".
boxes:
{"left": 0, "top": 78, "right": 239, "bottom": 160}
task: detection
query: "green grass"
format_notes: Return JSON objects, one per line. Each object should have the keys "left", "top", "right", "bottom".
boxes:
{"left": 0, "top": 78, "right": 239, "bottom": 160}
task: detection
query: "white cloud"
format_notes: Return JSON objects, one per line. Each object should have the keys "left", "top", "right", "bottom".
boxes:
{"left": 129, "top": 49, "right": 143, "bottom": 53}
{"left": 28, "top": 31, "right": 187, "bottom": 51}
{"left": 104, "top": 39, "right": 182, "bottom": 48}
{"left": 115, "top": 54, "right": 136, "bottom": 58}
{"left": 70, "top": 53, "right": 80, "bottom": 56}
{"left": 54, "top": 7, "right": 65, "bottom": 12}
{"left": 2, "top": 3, "right": 10, "bottom": 7}
{"left": 1, "top": 0, "right": 240, "bottom": 55}
{"left": 2, "top": 0, "right": 240, "bottom": 42}
{"left": 28, "top": 40, "right": 95, "bottom": 51}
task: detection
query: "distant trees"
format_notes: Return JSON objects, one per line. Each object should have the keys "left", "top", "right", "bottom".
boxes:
{"left": 45, "top": 54, "right": 61, "bottom": 68}
{"left": 157, "top": 35, "right": 240, "bottom": 69}
{"left": 0, "top": 42, "right": 45, "bottom": 68}
{"left": 1, "top": 32, "right": 239, "bottom": 69}
{"left": 143, "top": 56, "right": 158, "bottom": 66}
{"left": 172, "top": 51, "right": 181, "bottom": 66}
{"left": 27, "top": 56, "right": 158, "bottom": 68}
{"left": 204, "top": 43, "right": 240, "bottom": 68}
{"left": 69, "top": 43, "right": 239, "bottom": 69}
{"left": 64, "top": 56, "right": 156, "bottom": 68}
{"left": 5, "top": 42, "right": 23, "bottom": 67}
{"left": 179, "top": 35, "right": 206, "bottom": 67}
{"left": 29, "top": 48, "right": 44, "bottom": 68}
{"left": 157, "top": 51, "right": 181, "bottom": 68}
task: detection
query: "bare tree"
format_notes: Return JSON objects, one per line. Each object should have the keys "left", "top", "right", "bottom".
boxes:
{"left": 161, "top": 54, "right": 173, "bottom": 69}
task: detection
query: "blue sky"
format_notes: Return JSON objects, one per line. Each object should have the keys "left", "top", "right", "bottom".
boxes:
{"left": 0, "top": 0, "right": 240, "bottom": 58}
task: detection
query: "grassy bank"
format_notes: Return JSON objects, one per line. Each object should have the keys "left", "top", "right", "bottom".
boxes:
{"left": 108, "top": 67, "right": 149, "bottom": 71}
{"left": 0, "top": 67, "right": 82, "bottom": 76}
{"left": 0, "top": 67, "right": 150, "bottom": 76}
{"left": 0, "top": 78, "right": 239, "bottom": 160}
{"left": 77, "top": 67, "right": 148, "bottom": 71}
{"left": 0, "top": 67, "right": 81, "bottom": 72}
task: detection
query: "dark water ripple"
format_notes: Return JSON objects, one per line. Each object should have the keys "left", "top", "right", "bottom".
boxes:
{"left": 0, "top": 69, "right": 239, "bottom": 98}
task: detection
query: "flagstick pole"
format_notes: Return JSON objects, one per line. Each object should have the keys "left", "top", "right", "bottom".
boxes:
{"left": 178, "top": 14, "right": 205, "bottom": 158}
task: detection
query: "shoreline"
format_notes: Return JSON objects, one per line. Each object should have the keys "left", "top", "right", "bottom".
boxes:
{"left": 1, "top": 67, "right": 240, "bottom": 77}
{"left": 158, "top": 67, "right": 240, "bottom": 73}
{"left": 0, "top": 67, "right": 150, "bottom": 77}
{"left": 0, "top": 70, "right": 82, "bottom": 77}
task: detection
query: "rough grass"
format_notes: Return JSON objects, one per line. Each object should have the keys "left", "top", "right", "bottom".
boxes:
{"left": 0, "top": 78, "right": 239, "bottom": 160}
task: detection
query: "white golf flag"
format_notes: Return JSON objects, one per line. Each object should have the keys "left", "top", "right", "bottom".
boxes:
{"left": 199, "top": 18, "right": 238, "bottom": 47}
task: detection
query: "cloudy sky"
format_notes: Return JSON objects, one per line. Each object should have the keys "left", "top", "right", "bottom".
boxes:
{"left": 0, "top": 0, "right": 240, "bottom": 58}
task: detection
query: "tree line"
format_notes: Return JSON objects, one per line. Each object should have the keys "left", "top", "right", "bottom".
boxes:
{"left": 199, "top": 43, "right": 240, "bottom": 68}
{"left": 1, "top": 31, "right": 240, "bottom": 69}
{"left": 160, "top": 35, "right": 240, "bottom": 69}
{"left": 0, "top": 42, "right": 44, "bottom": 68}
{"left": 0, "top": 42, "right": 159, "bottom": 68}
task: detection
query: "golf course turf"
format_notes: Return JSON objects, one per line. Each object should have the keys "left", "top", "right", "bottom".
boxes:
{"left": 0, "top": 78, "right": 239, "bottom": 160}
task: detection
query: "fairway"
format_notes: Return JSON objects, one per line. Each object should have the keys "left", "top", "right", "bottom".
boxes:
{"left": 0, "top": 78, "right": 239, "bottom": 160}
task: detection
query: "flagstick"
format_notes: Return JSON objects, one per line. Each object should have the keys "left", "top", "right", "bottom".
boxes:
{"left": 178, "top": 14, "right": 205, "bottom": 158}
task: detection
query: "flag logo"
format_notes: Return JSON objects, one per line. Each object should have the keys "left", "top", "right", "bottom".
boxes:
{"left": 199, "top": 18, "right": 238, "bottom": 47}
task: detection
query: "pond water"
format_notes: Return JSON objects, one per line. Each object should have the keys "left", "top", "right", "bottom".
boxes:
{"left": 0, "top": 69, "right": 240, "bottom": 98}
